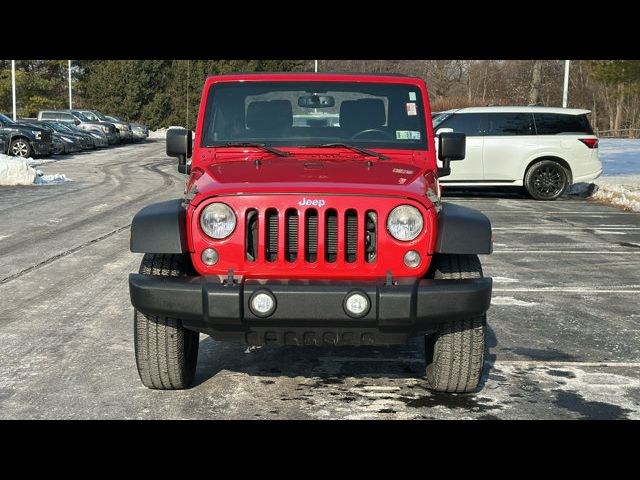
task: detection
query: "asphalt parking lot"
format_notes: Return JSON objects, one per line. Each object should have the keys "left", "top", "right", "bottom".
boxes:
{"left": 1, "top": 141, "right": 639, "bottom": 419}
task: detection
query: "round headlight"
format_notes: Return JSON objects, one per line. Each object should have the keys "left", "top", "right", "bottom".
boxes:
{"left": 200, "top": 202, "right": 236, "bottom": 239}
{"left": 387, "top": 205, "right": 423, "bottom": 241}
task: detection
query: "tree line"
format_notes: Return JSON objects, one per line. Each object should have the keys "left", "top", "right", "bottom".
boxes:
{"left": 1, "top": 59, "right": 639, "bottom": 134}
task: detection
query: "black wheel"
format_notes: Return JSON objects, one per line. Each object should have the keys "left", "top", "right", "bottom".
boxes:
{"left": 425, "top": 254, "right": 486, "bottom": 393}
{"left": 134, "top": 253, "right": 199, "bottom": 390}
{"left": 10, "top": 138, "right": 33, "bottom": 158}
{"left": 524, "top": 160, "right": 568, "bottom": 200}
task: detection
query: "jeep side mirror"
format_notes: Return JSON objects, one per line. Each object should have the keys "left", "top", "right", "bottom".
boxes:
{"left": 166, "top": 127, "right": 193, "bottom": 174}
{"left": 437, "top": 131, "right": 466, "bottom": 178}
{"left": 435, "top": 128, "right": 453, "bottom": 136}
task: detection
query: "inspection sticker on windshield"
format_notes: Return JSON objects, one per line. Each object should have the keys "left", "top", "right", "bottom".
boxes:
{"left": 406, "top": 103, "right": 417, "bottom": 116}
{"left": 396, "top": 130, "right": 421, "bottom": 140}
{"left": 408, "top": 92, "right": 417, "bottom": 101}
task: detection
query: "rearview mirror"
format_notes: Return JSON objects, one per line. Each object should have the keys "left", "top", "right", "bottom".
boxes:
{"left": 74, "top": 119, "right": 80, "bottom": 125}
{"left": 166, "top": 127, "right": 193, "bottom": 174}
{"left": 437, "top": 132, "right": 466, "bottom": 178}
{"left": 298, "top": 94, "right": 335, "bottom": 108}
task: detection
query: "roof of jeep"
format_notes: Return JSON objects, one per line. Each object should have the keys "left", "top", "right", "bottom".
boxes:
{"left": 220, "top": 72, "right": 413, "bottom": 78}
{"left": 206, "top": 72, "right": 422, "bottom": 83}
{"left": 439, "top": 106, "right": 591, "bottom": 115}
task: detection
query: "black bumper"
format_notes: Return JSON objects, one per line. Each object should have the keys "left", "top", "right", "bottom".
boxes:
{"left": 129, "top": 275, "right": 492, "bottom": 346}
{"left": 32, "top": 141, "right": 53, "bottom": 156}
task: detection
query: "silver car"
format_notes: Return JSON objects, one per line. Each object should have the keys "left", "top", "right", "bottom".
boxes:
{"left": 79, "top": 110, "right": 134, "bottom": 142}
{"left": 105, "top": 114, "right": 149, "bottom": 141}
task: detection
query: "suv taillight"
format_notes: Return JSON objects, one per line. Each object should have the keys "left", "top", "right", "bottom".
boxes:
{"left": 579, "top": 138, "right": 598, "bottom": 149}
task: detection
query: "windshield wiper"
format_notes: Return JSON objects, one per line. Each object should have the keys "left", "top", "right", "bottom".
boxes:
{"left": 211, "top": 142, "right": 292, "bottom": 157}
{"left": 302, "top": 143, "right": 389, "bottom": 160}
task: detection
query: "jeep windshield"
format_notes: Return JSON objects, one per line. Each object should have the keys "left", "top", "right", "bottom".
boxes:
{"left": 201, "top": 81, "right": 428, "bottom": 151}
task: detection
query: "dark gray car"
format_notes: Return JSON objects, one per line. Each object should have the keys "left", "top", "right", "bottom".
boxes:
{"left": 37, "top": 110, "right": 119, "bottom": 145}
{"left": 0, "top": 113, "right": 54, "bottom": 158}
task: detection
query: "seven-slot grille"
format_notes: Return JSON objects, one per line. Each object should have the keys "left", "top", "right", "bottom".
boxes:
{"left": 245, "top": 207, "right": 377, "bottom": 265}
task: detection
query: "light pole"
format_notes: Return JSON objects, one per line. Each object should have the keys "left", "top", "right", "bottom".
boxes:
{"left": 68, "top": 60, "right": 73, "bottom": 109}
{"left": 11, "top": 60, "right": 17, "bottom": 121}
{"left": 314, "top": 60, "right": 318, "bottom": 73}
{"left": 562, "top": 60, "right": 570, "bottom": 108}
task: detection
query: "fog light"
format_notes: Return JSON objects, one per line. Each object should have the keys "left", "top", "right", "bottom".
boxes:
{"left": 404, "top": 250, "right": 421, "bottom": 268}
{"left": 250, "top": 290, "right": 276, "bottom": 317}
{"left": 343, "top": 291, "right": 370, "bottom": 318}
{"left": 201, "top": 248, "right": 218, "bottom": 265}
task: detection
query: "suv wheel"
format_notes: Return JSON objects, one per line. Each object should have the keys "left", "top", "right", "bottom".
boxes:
{"left": 524, "top": 160, "right": 568, "bottom": 200}
{"left": 425, "top": 254, "right": 486, "bottom": 393}
{"left": 134, "top": 253, "right": 199, "bottom": 389}
{"left": 10, "top": 138, "right": 33, "bottom": 158}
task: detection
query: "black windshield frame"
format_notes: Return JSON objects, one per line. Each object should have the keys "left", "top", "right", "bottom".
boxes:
{"left": 201, "top": 81, "right": 428, "bottom": 151}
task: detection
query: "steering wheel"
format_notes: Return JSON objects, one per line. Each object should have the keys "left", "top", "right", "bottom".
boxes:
{"left": 350, "top": 128, "right": 395, "bottom": 140}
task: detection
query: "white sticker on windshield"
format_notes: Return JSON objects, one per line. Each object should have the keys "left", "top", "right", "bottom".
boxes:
{"left": 406, "top": 103, "right": 417, "bottom": 116}
{"left": 409, "top": 92, "right": 417, "bottom": 101}
{"left": 396, "top": 130, "right": 421, "bottom": 140}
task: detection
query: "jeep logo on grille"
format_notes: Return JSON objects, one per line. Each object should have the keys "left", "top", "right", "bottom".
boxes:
{"left": 298, "top": 197, "right": 326, "bottom": 208}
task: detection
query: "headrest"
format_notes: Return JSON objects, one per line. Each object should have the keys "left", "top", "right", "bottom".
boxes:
{"left": 246, "top": 100, "right": 293, "bottom": 130}
{"left": 339, "top": 99, "right": 386, "bottom": 132}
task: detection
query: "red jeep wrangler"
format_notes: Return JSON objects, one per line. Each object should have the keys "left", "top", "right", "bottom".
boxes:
{"left": 129, "top": 73, "right": 493, "bottom": 393}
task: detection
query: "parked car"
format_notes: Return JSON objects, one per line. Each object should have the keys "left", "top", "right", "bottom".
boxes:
{"left": 128, "top": 72, "right": 494, "bottom": 394}
{"left": 37, "top": 110, "right": 119, "bottom": 145}
{"left": 77, "top": 110, "right": 133, "bottom": 142}
{"left": 58, "top": 122, "right": 109, "bottom": 148}
{"left": 433, "top": 106, "right": 602, "bottom": 200}
{"left": 0, "top": 112, "right": 53, "bottom": 158}
{"left": 23, "top": 120, "right": 86, "bottom": 153}
{"left": 104, "top": 114, "right": 149, "bottom": 141}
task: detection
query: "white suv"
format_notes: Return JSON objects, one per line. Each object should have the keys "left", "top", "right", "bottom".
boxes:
{"left": 433, "top": 106, "right": 602, "bottom": 200}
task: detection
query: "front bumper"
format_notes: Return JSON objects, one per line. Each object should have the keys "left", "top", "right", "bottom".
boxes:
{"left": 118, "top": 130, "right": 134, "bottom": 141}
{"left": 129, "top": 275, "right": 493, "bottom": 345}
{"left": 32, "top": 141, "right": 53, "bottom": 156}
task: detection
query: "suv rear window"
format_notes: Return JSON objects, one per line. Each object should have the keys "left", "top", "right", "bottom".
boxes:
{"left": 534, "top": 113, "right": 594, "bottom": 135}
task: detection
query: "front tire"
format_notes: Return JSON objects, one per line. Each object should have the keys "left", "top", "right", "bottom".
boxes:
{"left": 134, "top": 253, "right": 199, "bottom": 389}
{"left": 425, "top": 254, "right": 486, "bottom": 393}
{"left": 10, "top": 138, "right": 33, "bottom": 158}
{"left": 524, "top": 160, "right": 568, "bottom": 200}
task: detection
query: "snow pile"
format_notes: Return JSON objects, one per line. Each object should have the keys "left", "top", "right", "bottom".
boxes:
{"left": 148, "top": 126, "right": 195, "bottom": 140}
{"left": 0, "top": 154, "right": 70, "bottom": 186}
{"left": 148, "top": 126, "right": 185, "bottom": 140}
{"left": 590, "top": 176, "right": 640, "bottom": 212}
{"left": 148, "top": 128, "right": 168, "bottom": 139}
{"left": 35, "top": 173, "right": 70, "bottom": 185}
{"left": 0, "top": 154, "right": 37, "bottom": 185}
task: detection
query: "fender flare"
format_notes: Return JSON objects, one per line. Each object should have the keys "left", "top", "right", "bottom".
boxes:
{"left": 130, "top": 199, "right": 188, "bottom": 254}
{"left": 434, "top": 202, "right": 492, "bottom": 255}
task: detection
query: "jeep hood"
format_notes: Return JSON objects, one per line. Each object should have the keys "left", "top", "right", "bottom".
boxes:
{"left": 190, "top": 155, "right": 434, "bottom": 205}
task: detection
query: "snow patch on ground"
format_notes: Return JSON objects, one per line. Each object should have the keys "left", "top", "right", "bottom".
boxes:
{"left": 34, "top": 173, "right": 70, "bottom": 185}
{"left": 491, "top": 296, "right": 538, "bottom": 306}
{"left": 0, "top": 154, "right": 69, "bottom": 186}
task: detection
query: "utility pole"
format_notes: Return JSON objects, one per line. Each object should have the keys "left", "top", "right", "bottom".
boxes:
{"left": 11, "top": 60, "right": 17, "bottom": 121}
{"left": 562, "top": 60, "right": 570, "bottom": 108}
{"left": 68, "top": 60, "right": 73, "bottom": 109}
{"left": 314, "top": 60, "right": 318, "bottom": 73}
